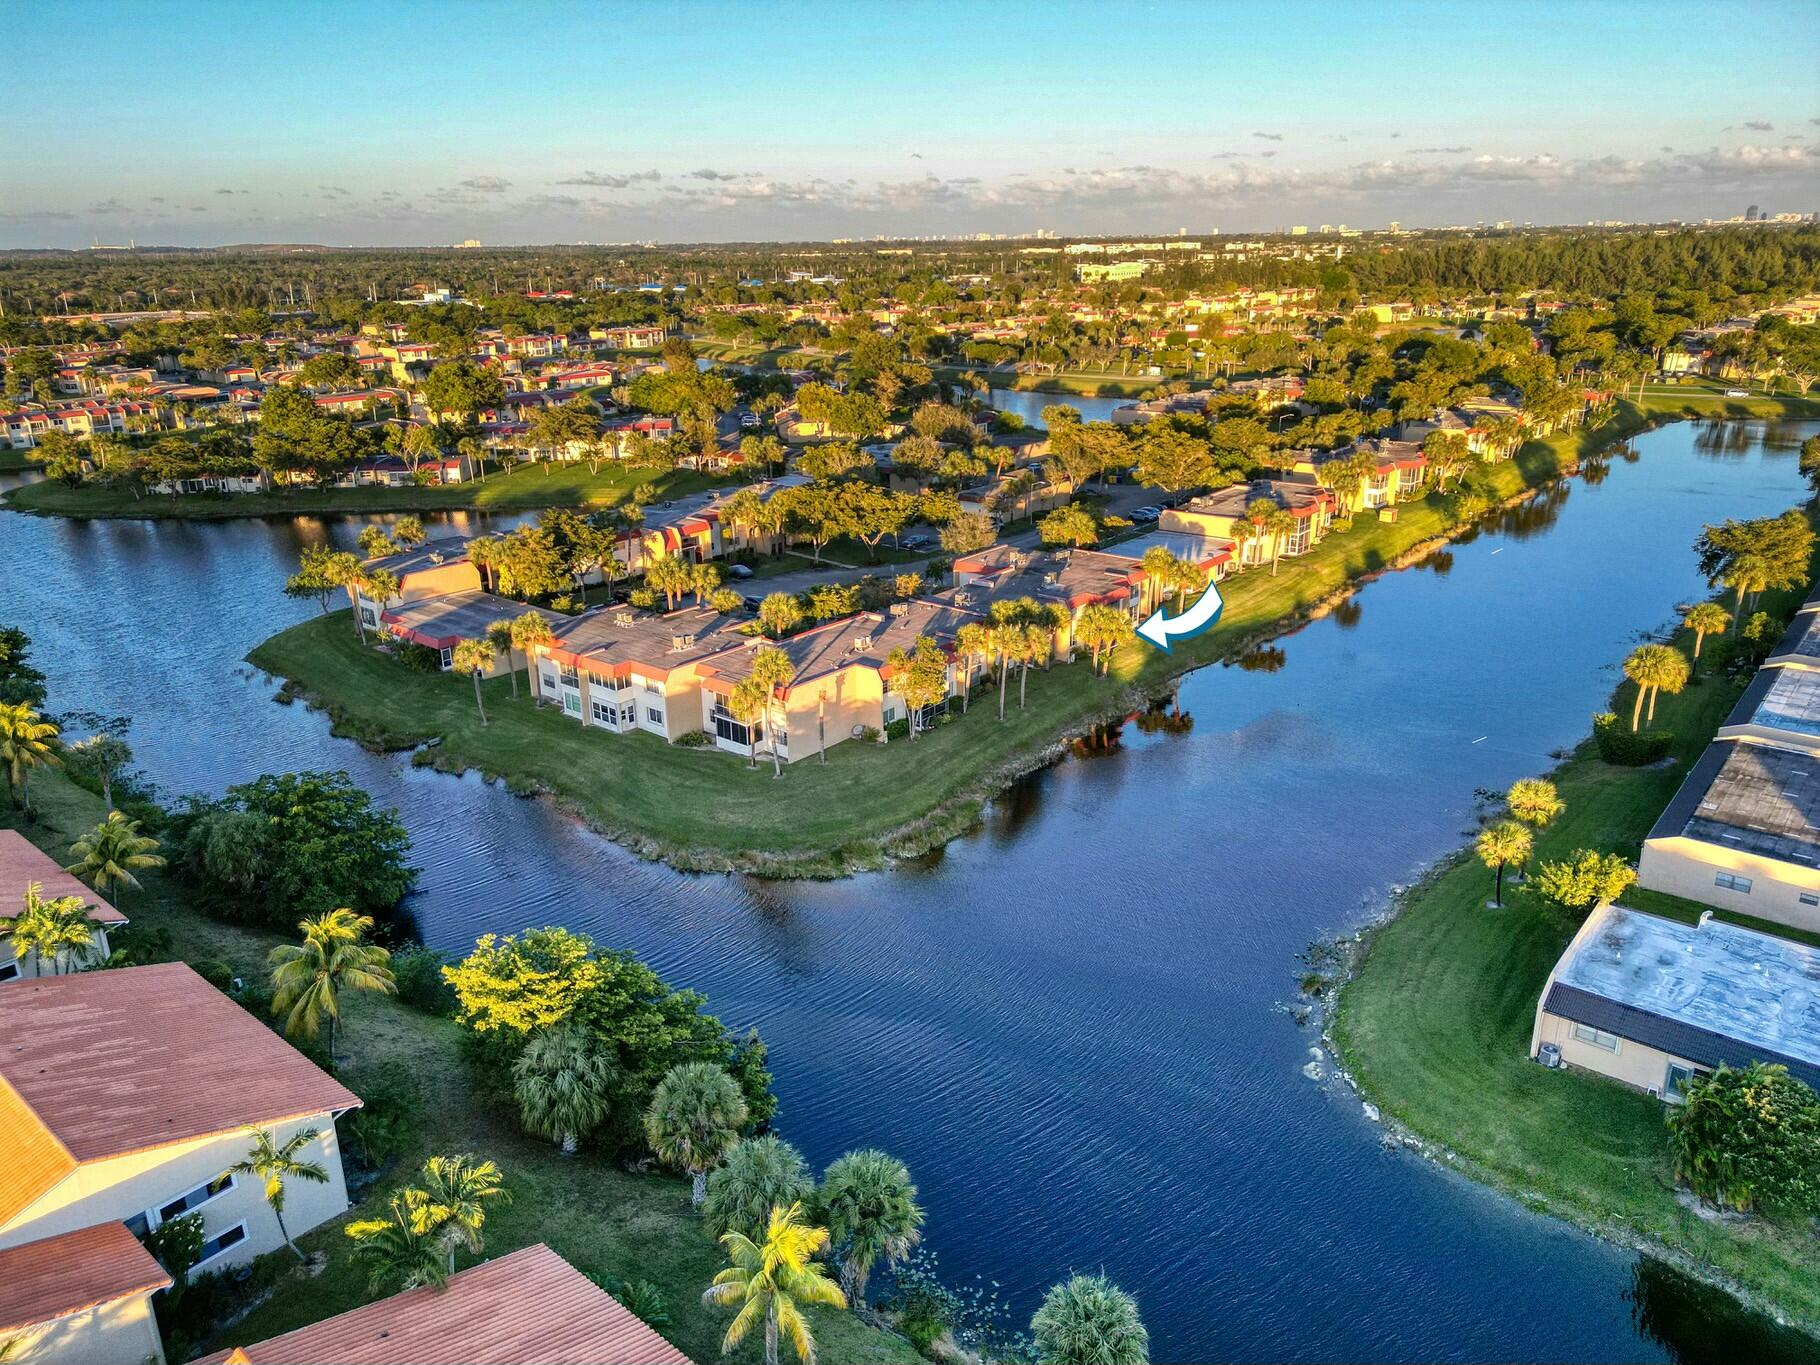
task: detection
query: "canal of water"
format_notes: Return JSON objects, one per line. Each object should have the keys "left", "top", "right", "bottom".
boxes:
{"left": 3, "top": 419, "right": 1816, "bottom": 1363}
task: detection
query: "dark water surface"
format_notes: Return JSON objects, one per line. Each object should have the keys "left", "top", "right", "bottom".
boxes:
{"left": 4, "top": 420, "right": 1817, "bottom": 1364}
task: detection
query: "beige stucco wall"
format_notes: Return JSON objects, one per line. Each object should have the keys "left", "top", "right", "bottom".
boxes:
{"left": 1, "top": 928, "right": 112, "bottom": 980}
{"left": 0, "top": 1114, "right": 351, "bottom": 1271}
{"left": 6, "top": 1290, "right": 165, "bottom": 1365}
{"left": 1531, "top": 1010, "right": 1691, "bottom": 1094}
{"left": 1637, "top": 837, "right": 1820, "bottom": 936}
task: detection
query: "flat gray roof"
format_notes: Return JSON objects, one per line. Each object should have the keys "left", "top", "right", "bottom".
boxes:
{"left": 1746, "top": 666, "right": 1820, "bottom": 738}
{"left": 1653, "top": 739, "right": 1820, "bottom": 868}
{"left": 1102, "top": 528, "right": 1232, "bottom": 567}
{"left": 1548, "top": 905, "right": 1820, "bottom": 1086}
{"left": 1769, "top": 611, "right": 1820, "bottom": 663}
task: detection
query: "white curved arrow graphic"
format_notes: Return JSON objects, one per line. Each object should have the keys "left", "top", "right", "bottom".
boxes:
{"left": 1135, "top": 578, "right": 1224, "bottom": 653}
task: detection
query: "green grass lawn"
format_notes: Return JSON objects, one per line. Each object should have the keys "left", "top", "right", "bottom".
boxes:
{"left": 1330, "top": 580, "right": 1820, "bottom": 1333}
{"left": 0, "top": 774, "right": 918, "bottom": 1365}
{"left": 2, "top": 459, "right": 726, "bottom": 521}
{"left": 0, "top": 448, "right": 43, "bottom": 472}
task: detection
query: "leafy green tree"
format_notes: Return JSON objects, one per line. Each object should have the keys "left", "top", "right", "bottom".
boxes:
{"left": 1038, "top": 504, "right": 1100, "bottom": 548}
{"left": 224, "top": 1127, "right": 330, "bottom": 1262}
{"left": 1695, "top": 510, "right": 1814, "bottom": 612}
{"left": 1475, "top": 820, "right": 1531, "bottom": 908}
{"left": 728, "top": 677, "right": 770, "bottom": 769}
{"left": 268, "top": 907, "right": 396, "bottom": 1064}
{"left": 4, "top": 882, "right": 101, "bottom": 975}
{"left": 286, "top": 544, "right": 361, "bottom": 615}
{"left": 0, "top": 702, "right": 59, "bottom": 813}
{"left": 645, "top": 1061, "right": 749, "bottom": 1208}
{"left": 1505, "top": 777, "right": 1563, "bottom": 873}
{"left": 819, "top": 1149, "right": 924, "bottom": 1305}
{"left": 884, "top": 637, "right": 950, "bottom": 741}
{"left": 510, "top": 612, "right": 556, "bottom": 695}
{"left": 750, "top": 648, "right": 796, "bottom": 777}
{"left": 65, "top": 810, "right": 163, "bottom": 903}
{"left": 1074, "top": 604, "right": 1134, "bottom": 675}
{"left": 1666, "top": 1063, "right": 1820, "bottom": 1218}
{"left": 1030, "top": 1274, "right": 1150, "bottom": 1365}
{"left": 513, "top": 1024, "right": 617, "bottom": 1154}
{"left": 0, "top": 626, "right": 48, "bottom": 706}
{"left": 421, "top": 359, "right": 505, "bottom": 419}
{"left": 1530, "top": 850, "right": 1636, "bottom": 922}
{"left": 703, "top": 1202, "right": 845, "bottom": 1365}
{"left": 704, "top": 1135, "right": 814, "bottom": 1242}
{"left": 939, "top": 511, "right": 997, "bottom": 557}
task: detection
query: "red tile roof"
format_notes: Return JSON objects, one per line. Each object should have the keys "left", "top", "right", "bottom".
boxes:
{"left": 0, "top": 1220, "right": 170, "bottom": 1334}
{"left": 0, "top": 963, "right": 359, "bottom": 1176}
{"left": 0, "top": 829, "right": 127, "bottom": 925}
{"left": 196, "top": 1244, "right": 692, "bottom": 1365}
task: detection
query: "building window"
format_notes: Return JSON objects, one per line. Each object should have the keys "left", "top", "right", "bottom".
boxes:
{"left": 646, "top": 706, "right": 664, "bottom": 726}
{"left": 1714, "top": 872, "right": 1753, "bottom": 893}
{"left": 438, "top": 647, "right": 453, "bottom": 671}
{"left": 590, "top": 699, "right": 616, "bottom": 726}
{"left": 195, "top": 1222, "right": 248, "bottom": 1268}
{"left": 1800, "top": 893, "right": 1819, "bottom": 907}
{"left": 1664, "top": 1063, "right": 1702, "bottom": 1104}
{"left": 713, "top": 709, "right": 753, "bottom": 746}
{"left": 158, "top": 1173, "right": 235, "bottom": 1223}
{"left": 1571, "top": 1023, "right": 1622, "bottom": 1053}
{"left": 0, "top": 959, "right": 17, "bottom": 982}
{"left": 619, "top": 702, "right": 635, "bottom": 727}
{"left": 563, "top": 693, "right": 581, "bottom": 715}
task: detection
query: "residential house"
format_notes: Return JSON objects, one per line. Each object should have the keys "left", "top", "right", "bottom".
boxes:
{"left": 590, "top": 324, "right": 669, "bottom": 350}
{"left": 949, "top": 544, "right": 1147, "bottom": 654}
{"left": 0, "top": 830, "right": 127, "bottom": 980}
{"left": 352, "top": 536, "right": 482, "bottom": 633}
{"left": 147, "top": 468, "right": 273, "bottom": 497}
{"left": 194, "top": 1243, "right": 690, "bottom": 1365}
{"left": 0, "top": 1221, "right": 171, "bottom": 1365}
{"left": 1287, "top": 438, "right": 1427, "bottom": 510}
{"left": 958, "top": 469, "right": 1074, "bottom": 525}
{"left": 694, "top": 600, "right": 977, "bottom": 761}
{"left": 1095, "top": 529, "right": 1232, "bottom": 609}
{"left": 1530, "top": 902, "right": 1820, "bottom": 1100}
{"left": 0, "top": 963, "right": 360, "bottom": 1280}
{"left": 380, "top": 592, "right": 565, "bottom": 676}
{"left": 531, "top": 604, "right": 748, "bottom": 740}
{"left": 1162, "top": 479, "right": 1335, "bottom": 566}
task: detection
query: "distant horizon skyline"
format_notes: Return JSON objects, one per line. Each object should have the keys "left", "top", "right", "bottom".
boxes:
{"left": 5, "top": 0, "right": 1817, "bottom": 250}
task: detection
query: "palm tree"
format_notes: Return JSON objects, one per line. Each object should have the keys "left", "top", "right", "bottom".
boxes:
{"left": 1622, "top": 643, "right": 1690, "bottom": 730}
{"left": 819, "top": 1149, "right": 924, "bottom": 1306}
{"left": 1030, "top": 1274, "right": 1150, "bottom": 1365}
{"left": 4, "top": 882, "right": 100, "bottom": 976}
{"left": 990, "top": 622, "right": 1024, "bottom": 721}
{"left": 64, "top": 811, "right": 163, "bottom": 903}
{"left": 417, "top": 1154, "right": 511, "bottom": 1275}
{"left": 954, "top": 622, "right": 992, "bottom": 708}
{"left": 703, "top": 1135, "right": 814, "bottom": 1242}
{"left": 1683, "top": 602, "right": 1730, "bottom": 667}
{"left": 749, "top": 646, "right": 796, "bottom": 777}
{"left": 510, "top": 612, "right": 555, "bottom": 698}
{"left": 644, "top": 1061, "right": 748, "bottom": 1209}
{"left": 702, "top": 1202, "right": 846, "bottom": 1365}
{"left": 0, "top": 702, "right": 59, "bottom": 813}
{"left": 224, "top": 1126, "right": 329, "bottom": 1261}
{"left": 1505, "top": 777, "right": 1562, "bottom": 879}
{"left": 1262, "top": 504, "right": 1297, "bottom": 575}
{"left": 1476, "top": 820, "right": 1532, "bottom": 908}
{"left": 451, "top": 638, "right": 495, "bottom": 725}
{"left": 728, "top": 678, "right": 770, "bottom": 770}
{"left": 486, "top": 620, "right": 519, "bottom": 698}
{"left": 1226, "top": 518, "right": 1259, "bottom": 571}
{"left": 268, "top": 907, "right": 396, "bottom": 1065}
{"left": 512, "top": 1024, "right": 616, "bottom": 1154}
{"left": 346, "top": 1188, "right": 448, "bottom": 1293}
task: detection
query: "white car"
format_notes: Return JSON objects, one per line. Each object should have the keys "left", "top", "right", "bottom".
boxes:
{"left": 1725, "top": 388, "right": 1749, "bottom": 397}
{"left": 739, "top": 413, "right": 761, "bottom": 429}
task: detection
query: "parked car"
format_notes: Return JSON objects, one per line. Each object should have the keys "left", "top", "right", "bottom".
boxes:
{"left": 726, "top": 562, "right": 755, "bottom": 579}
{"left": 739, "top": 412, "right": 760, "bottom": 429}
{"left": 1725, "top": 388, "right": 1750, "bottom": 397}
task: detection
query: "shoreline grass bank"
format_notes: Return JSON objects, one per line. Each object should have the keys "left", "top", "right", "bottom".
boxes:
{"left": 0, "top": 771, "right": 919, "bottom": 1365}
{"left": 1, "top": 458, "right": 724, "bottom": 522}
{"left": 1328, "top": 557, "right": 1820, "bottom": 1334}
{"left": 248, "top": 394, "right": 1817, "bottom": 877}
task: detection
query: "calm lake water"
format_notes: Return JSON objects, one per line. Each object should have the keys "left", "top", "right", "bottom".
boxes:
{"left": 3, "top": 420, "right": 1817, "bottom": 1364}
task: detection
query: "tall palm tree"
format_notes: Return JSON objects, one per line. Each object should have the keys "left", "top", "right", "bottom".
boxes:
{"left": 1262, "top": 505, "right": 1297, "bottom": 575}
{"left": 1030, "top": 1273, "right": 1150, "bottom": 1365}
{"left": 1683, "top": 602, "right": 1730, "bottom": 667}
{"left": 1622, "top": 643, "right": 1690, "bottom": 730}
{"left": 1475, "top": 820, "right": 1532, "bottom": 908}
{"left": 346, "top": 1188, "right": 448, "bottom": 1293}
{"left": 4, "top": 882, "right": 99, "bottom": 976}
{"left": 1505, "top": 777, "right": 1563, "bottom": 879}
{"left": 64, "top": 811, "right": 163, "bottom": 903}
{"left": 703, "top": 1136, "right": 814, "bottom": 1243}
{"left": 224, "top": 1127, "right": 329, "bottom": 1261}
{"left": 749, "top": 647, "right": 796, "bottom": 777}
{"left": 819, "top": 1149, "right": 924, "bottom": 1306}
{"left": 702, "top": 1202, "right": 846, "bottom": 1365}
{"left": 268, "top": 907, "right": 396, "bottom": 1065}
{"left": 954, "top": 622, "right": 992, "bottom": 708}
{"left": 486, "top": 620, "right": 519, "bottom": 698}
{"left": 644, "top": 1061, "right": 748, "bottom": 1209}
{"left": 512, "top": 1024, "right": 616, "bottom": 1154}
{"left": 510, "top": 612, "right": 556, "bottom": 699}
{"left": 451, "top": 638, "right": 496, "bottom": 725}
{"left": 416, "top": 1154, "right": 511, "bottom": 1275}
{"left": 0, "top": 702, "right": 59, "bottom": 813}
{"left": 728, "top": 678, "right": 770, "bottom": 770}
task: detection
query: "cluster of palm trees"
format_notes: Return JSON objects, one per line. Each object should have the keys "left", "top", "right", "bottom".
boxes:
{"left": 0, "top": 699, "right": 60, "bottom": 815}
{"left": 1227, "top": 499, "right": 1299, "bottom": 574}
{"left": 345, "top": 1154, "right": 511, "bottom": 1292}
{"left": 645, "top": 553, "right": 725, "bottom": 611}
{"left": 726, "top": 646, "right": 797, "bottom": 775}
{"left": 1476, "top": 777, "right": 1565, "bottom": 908}
{"left": 1622, "top": 641, "right": 1694, "bottom": 732}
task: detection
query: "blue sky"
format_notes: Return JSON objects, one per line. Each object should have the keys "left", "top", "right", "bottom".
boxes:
{"left": 4, "top": 0, "right": 1816, "bottom": 247}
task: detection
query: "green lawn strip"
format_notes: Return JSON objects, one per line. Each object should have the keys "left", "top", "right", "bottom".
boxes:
{"left": 0, "top": 449, "right": 43, "bottom": 472}
{"left": 2, "top": 460, "right": 725, "bottom": 521}
{"left": 0, "top": 773, "right": 918, "bottom": 1365}
{"left": 1329, "top": 578, "right": 1820, "bottom": 1332}
{"left": 244, "top": 395, "right": 1819, "bottom": 873}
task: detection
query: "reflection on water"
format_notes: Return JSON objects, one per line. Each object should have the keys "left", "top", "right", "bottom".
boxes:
{"left": 3, "top": 421, "right": 1818, "bottom": 1363}
{"left": 1627, "top": 1258, "right": 1818, "bottom": 1365}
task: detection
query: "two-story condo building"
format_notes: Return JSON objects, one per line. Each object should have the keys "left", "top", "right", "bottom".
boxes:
{"left": 531, "top": 604, "right": 749, "bottom": 740}
{"left": 1162, "top": 479, "right": 1335, "bottom": 566}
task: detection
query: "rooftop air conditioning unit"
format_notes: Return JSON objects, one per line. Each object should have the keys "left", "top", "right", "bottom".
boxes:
{"left": 888, "top": 603, "right": 908, "bottom": 616}
{"left": 854, "top": 635, "right": 873, "bottom": 650}
{"left": 671, "top": 634, "right": 696, "bottom": 650}
{"left": 614, "top": 612, "right": 635, "bottom": 627}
